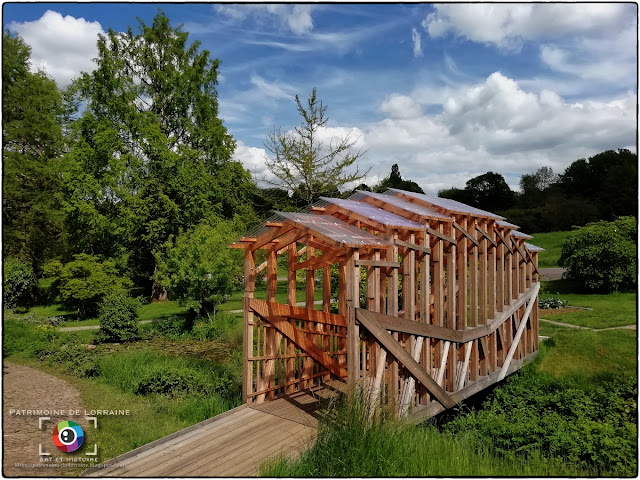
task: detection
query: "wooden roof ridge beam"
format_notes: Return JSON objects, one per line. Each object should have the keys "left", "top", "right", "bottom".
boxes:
{"left": 355, "top": 309, "right": 456, "bottom": 409}
{"left": 453, "top": 221, "right": 480, "bottom": 247}
{"left": 475, "top": 225, "right": 498, "bottom": 248}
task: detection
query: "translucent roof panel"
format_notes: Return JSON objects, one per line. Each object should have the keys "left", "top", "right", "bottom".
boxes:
{"left": 511, "top": 230, "right": 533, "bottom": 240}
{"left": 496, "top": 220, "right": 520, "bottom": 229}
{"left": 277, "top": 211, "right": 392, "bottom": 248}
{"left": 525, "top": 242, "right": 545, "bottom": 252}
{"left": 386, "top": 188, "right": 505, "bottom": 220}
{"left": 319, "top": 197, "right": 425, "bottom": 230}
{"left": 350, "top": 190, "right": 452, "bottom": 221}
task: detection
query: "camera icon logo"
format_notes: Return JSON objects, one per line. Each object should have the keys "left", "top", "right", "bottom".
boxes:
{"left": 52, "top": 420, "right": 84, "bottom": 452}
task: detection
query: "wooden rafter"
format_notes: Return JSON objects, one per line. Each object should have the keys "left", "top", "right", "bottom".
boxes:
{"left": 453, "top": 221, "right": 480, "bottom": 247}
{"left": 475, "top": 226, "right": 498, "bottom": 248}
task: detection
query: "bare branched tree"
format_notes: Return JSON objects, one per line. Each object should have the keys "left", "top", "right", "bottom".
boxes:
{"left": 264, "top": 87, "right": 369, "bottom": 204}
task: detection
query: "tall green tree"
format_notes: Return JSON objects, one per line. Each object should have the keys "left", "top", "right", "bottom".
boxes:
{"left": 63, "top": 12, "right": 255, "bottom": 297}
{"left": 265, "top": 87, "right": 369, "bottom": 205}
{"left": 2, "top": 32, "right": 66, "bottom": 273}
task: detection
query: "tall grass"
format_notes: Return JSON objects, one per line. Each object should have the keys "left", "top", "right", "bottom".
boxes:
{"left": 261, "top": 389, "right": 592, "bottom": 477}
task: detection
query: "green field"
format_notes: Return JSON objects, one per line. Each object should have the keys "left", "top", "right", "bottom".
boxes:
{"left": 530, "top": 230, "right": 570, "bottom": 267}
{"left": 540, "top": 279, "right": 636, "bottom": 329}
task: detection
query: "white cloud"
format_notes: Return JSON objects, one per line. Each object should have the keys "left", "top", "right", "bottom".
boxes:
{"left": 231, "top": 141, "right": 273, "bottom": 186}
{"left": 380, "top": 94, "right": 423, "bottom": 119}
{"left": 8, "top": 10, "right": 104, "bottom": 87}
{"left": 250, "top": 75, "right": 296, "bottom": 100}
{"left": 411, "top": 28, "right": 423, "bottom": 58}
{"left": 423, "top": 4, "right": 631, "bottom": 50}
{"left": 337, "top": 72, "right": 636, "bottom": 194}
{"left": 215, "top": 4, "right": 314, "bottom": 35}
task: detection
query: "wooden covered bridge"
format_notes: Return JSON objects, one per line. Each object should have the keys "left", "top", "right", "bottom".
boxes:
{"left": 232, "top": 188, "right": 543, "bottom": 420}
{"left": 87, "top": 188, "right": 544, "bottom": 476}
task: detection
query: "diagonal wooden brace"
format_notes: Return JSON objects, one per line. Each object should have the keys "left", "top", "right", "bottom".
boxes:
{"left": 254, "top": 312, "right": 347, "bottom": 379}
{"left": 356, "top": 309, "right": 456, "bottom": 409}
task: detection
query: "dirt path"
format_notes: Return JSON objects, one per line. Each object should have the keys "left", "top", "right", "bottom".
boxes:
{"left": 3, "top": 362, "right": 88, "bottom": 477}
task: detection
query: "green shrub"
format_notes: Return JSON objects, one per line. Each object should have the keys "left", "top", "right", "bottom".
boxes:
{"left": 44, "top": 254, "right": 132, "bottom": 318}
{"left": 135, "top": 369, "right": 234, "bottom": 398}
{"left": 538, "top": 297, "right": 569, "bottom": 309}
{"left": 3, "top": 257, "right": 34, "bottom": 310}
{"left": 153, "top": 219, "right": 243, "bottom": 315}
{"left": 442, "top": 372, "right": 637, "bottom": 476}
{"left": 558, "top": 217, "right": 636, "bottom": 292}
{"left": 95, "top": 291, "right": 140, "bottom": 343}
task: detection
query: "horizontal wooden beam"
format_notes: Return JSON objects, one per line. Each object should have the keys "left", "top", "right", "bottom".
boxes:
{"left": 453, "top": 222, "right": 480, "bottom": 247}
{"left": 355, "top": 259, "right": 401, "bottom": 268}
{"left": 229, "top": 243, "right": 247, "bottom": 249}
{"left": 356, "top": 282, "right": 540, "bottom": 344}
{"left": 426, "top": 226, "right": 456, "bottom": 245}
{"left": 362, "top": 308, "right": 464, "bottom": 342}
{"left": 249, "top": 298, "right": 347, "bottom": 327}
{"left": 475, "top": 226, "right": 498, "bottom": 248}
{"left": 292, "top": 251, "right": 347, "bottom": 271}
{"left": 356, "top": 309, "right": 456, "bottom": 409}
{"left": 395, "top": 239, "right": 431, "bottom": 255}
{"left": 265, "top": 222, "right": 284, "bottom": 228}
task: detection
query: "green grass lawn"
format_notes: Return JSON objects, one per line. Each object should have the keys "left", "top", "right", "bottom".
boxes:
{"left": 540, "top": 280, "right": 636, "bottom": 329}
{"left": 220, "top": 279, "right": 325, "bottom": 312}
{"left": 530, "top": 230, "right": 570, "bottom": 267}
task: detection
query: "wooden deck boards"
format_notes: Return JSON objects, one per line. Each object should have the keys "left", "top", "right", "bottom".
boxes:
{"left": 84, "top": 390, "right": 323, "bottom": 477}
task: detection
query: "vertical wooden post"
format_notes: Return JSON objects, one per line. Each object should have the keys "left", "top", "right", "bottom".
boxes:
{"left": 445, "top": 223, "right": 456, "bottom": 392}
{"left": 266, "top": 247, "right": 277, "bottom": 400}
{"left": 433, "top": 221, "right": 444, "bottom": 394}
{"left": 303, "top": 245, "right": 315, "bottom": 388}
{"left": 286, "top": 243, "right": 297, "bottom": 394}
{"left": 389, "top": 235, "right": 399, "bottom": 406}
{"left": 420, "top": 229, "right": 431, "bottom": 404}
{"left": 487, "top": 221, "right": 497, "bottom": 373}
{"left": 478, "top": 219, "right": 488, "bottom": 376}
{"left": 243, "top": 247, "right": 255, "bottom": 404}
{"left": 338, "top": 260, "right": 347, "bottom": 369}
{"left": 346, "top": 249, "right": 360, "bottom": 385}
{"left": 455, "top": 216, "right": 467, "bottom": 390}
{"left": 469, "top": 218, "right": 479, "bottom": 382}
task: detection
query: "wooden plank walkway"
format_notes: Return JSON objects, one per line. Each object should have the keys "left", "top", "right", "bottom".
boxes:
{"left": 84, "top": 390, "right": 326, "bottom": 477}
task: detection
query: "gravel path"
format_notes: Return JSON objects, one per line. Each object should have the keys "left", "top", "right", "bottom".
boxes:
{"left": 3, "top": 363, "right": 87, "bottom": 477}
{"left": 539, "top": 318, "right": 636, "bottom": 331}
{"left": 538, "top": 268, "right": 566, "bottom": 281}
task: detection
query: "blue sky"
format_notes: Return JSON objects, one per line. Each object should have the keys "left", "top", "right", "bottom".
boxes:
{"left": 4, "top": 2, "right": 637, "bottom": 193}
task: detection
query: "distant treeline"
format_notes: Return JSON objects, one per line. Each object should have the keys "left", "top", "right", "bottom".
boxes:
{"left": 255, "top": 150, "right": 637, "bottom": 233}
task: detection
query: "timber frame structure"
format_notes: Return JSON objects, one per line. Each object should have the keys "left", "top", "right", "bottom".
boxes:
{"left": 230, "top": 189, "right": 544, "bottom": 421}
